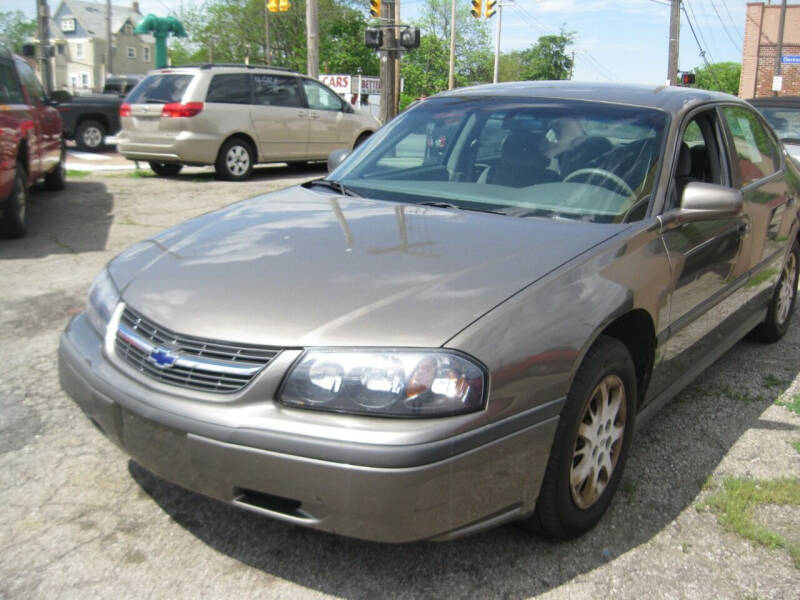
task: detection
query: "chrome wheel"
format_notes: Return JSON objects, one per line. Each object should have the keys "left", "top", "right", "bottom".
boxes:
{"left": 776, "top": 251, "right": 797, "bottom": 326}
{"left": 226, "top": 145, "right": 250, "bottom": 177}
{"left": 570, "top": 374, "right": 627, "bottom": 509}
{"left": 82, "top": 125, "right": 103, "bottom": 148}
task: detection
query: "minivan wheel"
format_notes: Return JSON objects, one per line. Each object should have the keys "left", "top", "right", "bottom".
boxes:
{"left": 149, "top": 161, "right": 183, "bottom": 177}
{"left": 523, "top": 335, "right": 636, "bottom": 539}
{"left": 749, "top": 240, "right": 799, "bottom": 343}
{"left": 76, "top": 120, "right": 106, "bottom": 151}
{"left": 216, "top": 138, "right": 254, "bottom": 181}
{"left": 1, "top": 164, "right": 30, "bottom": 238}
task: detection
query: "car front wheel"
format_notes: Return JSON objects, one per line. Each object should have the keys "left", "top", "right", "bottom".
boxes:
{"left": 524, "top": 335, "right": 637, "bottom": 538}
{"left": 750, "top": 240, "right": 799, "bottom": 343}
{"left": 215, "top": 138, "right": 254, "bottom": 181}
{"left": 75, "top": 120, "right": 106, "bottom": 151}
{"left": 1, "top": 164, "right": 30, "bottom": 238}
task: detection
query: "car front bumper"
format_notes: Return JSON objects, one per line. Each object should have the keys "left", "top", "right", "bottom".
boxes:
{"left": 58, "top": 312, "right": 560, "bottom": 543}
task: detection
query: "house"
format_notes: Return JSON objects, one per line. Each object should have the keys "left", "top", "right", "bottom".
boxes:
{"left": 39, "top": 0, "right": 155, "bottom": 93}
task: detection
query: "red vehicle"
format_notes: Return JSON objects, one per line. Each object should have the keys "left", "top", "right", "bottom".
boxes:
{"left": 0, "top": 44, "right": 66, "bottom": 238}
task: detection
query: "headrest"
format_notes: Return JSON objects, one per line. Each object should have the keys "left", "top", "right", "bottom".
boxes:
{"left": 676, "top": 142, "right": 692, "bottom": 177}
{"left": 501, "top": 131, "right": 548, "bottom": 168}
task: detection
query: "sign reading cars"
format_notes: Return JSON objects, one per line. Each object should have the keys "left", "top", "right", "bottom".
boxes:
{"left": 319, "top": 74, "right": 382, "bottom": 96}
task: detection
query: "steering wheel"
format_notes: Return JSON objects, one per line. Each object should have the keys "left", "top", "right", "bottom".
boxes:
{"left": 564, "top": 168, "right": 634, "bottom": 197}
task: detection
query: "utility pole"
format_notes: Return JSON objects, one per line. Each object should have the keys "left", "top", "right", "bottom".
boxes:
{"left": 106, "top": 0, "right": 112, "bottom": 82}
{"left": 307, "top": 0, "right": 319, "bottom": 78}
{"left": 667, "top": 0, "right": 680, "bottom": 85}
{"left": 379, "top": 0, "right": 397, "bottom": 123}
{"left": 263, "top": 4, "right": 271, "bottom": 65}
{"left": 774, "top": 0, "right": 788, "bottom": 96}
{"left": 37, "top": 0, "right": 53, "bottom": 93}
{"left": 448, "top": 0, "right": 456, "bottom": 89}
{"left": 492, "top": 2, "right": 503, "bottom": 83}
{"left": 394, "top": 0, "right": 401, "bottom": 113}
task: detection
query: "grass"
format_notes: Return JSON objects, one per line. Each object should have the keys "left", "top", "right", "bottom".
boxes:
{"left": 66, "top": 169, "right": 90, "bottom": 177}
{"left": 777, "top": 394, "right": 800, "bottom": 416}
{"left": 763, "top": 374, "right": 790, "bottom": 389}
{"left": 699, "top": 477, "right": 800, "bottom": 568}
{"left": 746, "top": 268, "right": 778, "bottom": 288}
{"left": 791, "top": 440, "right": 800, "bottom": 455}
{"left": 127, "top": 170, "right": 156, "bottom": 178}
{"left": 718, "top": 384, "right": 767, "bottom": 403}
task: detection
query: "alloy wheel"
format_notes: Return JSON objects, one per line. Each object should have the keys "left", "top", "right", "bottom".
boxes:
{"left": 570, "top": 374, "right": 627, "bottom": 509}
{"left": 226, "top": 145, "right": 250, "bottom": 177}
{"left": 83, "top": 126, "right": 103, "bottom": 148}
{"left": 776, "top": 251, "right": 797, "bottom": 325}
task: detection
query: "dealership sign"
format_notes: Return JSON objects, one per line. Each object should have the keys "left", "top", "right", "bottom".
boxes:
{"left": 319, "top": 74, "right": 351, "bottom": 94}
{"left": 320, "top": 74, "right": 382, "bottom": 96}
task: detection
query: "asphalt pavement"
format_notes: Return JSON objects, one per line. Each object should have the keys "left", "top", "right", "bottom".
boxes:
{"left": 0, "top": 168, "right": 799, "bottom": 599}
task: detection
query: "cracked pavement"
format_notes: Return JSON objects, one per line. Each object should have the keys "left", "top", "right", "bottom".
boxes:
{"left": 1, "top": 167, "right": 799, "bottom": 599}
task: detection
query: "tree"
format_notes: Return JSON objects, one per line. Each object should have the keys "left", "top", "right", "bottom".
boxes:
{"left": 693, "top": 61, "right": 741, "bottom": 96}
{"left": 518, "top": 30, "right": 574, "bottom": 81}
{"left": 0, "top": 11, "right": 36, "bottom": 54}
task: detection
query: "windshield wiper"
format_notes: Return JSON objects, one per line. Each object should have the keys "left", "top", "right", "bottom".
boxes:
{"left": 418, "top": 200, "right": 503, "bottom": 216}
{"left": 305, "top": 179, "right": 361, "bottom": 197}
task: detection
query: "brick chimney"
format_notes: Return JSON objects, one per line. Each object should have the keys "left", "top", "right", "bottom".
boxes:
{"left": 132, "top": 1, "right": 140, "bottom": 13}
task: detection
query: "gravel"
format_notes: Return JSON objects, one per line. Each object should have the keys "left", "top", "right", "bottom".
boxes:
{"left": 1, "top": 168, "right": 798, "bottom": 599}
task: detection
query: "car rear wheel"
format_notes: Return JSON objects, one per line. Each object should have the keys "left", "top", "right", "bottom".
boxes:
{"left": 149, "top": 161, "right": 183, "bottom": 177}
{"left": 354, "top": 132, "right": 371, "bottom": 149}
{"left": 523, "top": 335, "right": 636, "bottom": 538}
{"left": 44, "top": 144, "right": 67, "bottom": 191}
{"left": 75, "top": 120, "right": 106, "bottom": 151}
{"left": 215, "top": 138, "right": 254, "bottom": 181}
{"left": 1, "top": 164, "right": 30, "bottom": 238}
{"left": 749, "top": 240, "right": 799, "bottom": 343}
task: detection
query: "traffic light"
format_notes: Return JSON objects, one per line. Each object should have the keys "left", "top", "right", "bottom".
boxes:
{"left": 278, "top": 0, "right": 290, "bottom": 10}
{"left": 471, "top": 0, "right": 482, "bottom": 18}
{"left": 485, "top": 0, "right": 497, "bottom": 18}
{"left": 370, "top": 0, "right": 380, "bottom": 18}
{"left": 400, "top": 27, "right": 420, "bottom": 49}
{"left": 681, "top": 72, "right": 695, "bottom": 85}
{"left": 364, "top": 28, "right": 383, "bottom": 49}
{"left": 267, "top": 0, "right": 278, "bottom": 12}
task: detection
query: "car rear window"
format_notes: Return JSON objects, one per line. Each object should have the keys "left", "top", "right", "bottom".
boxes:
{"left": 127, "top": 74, "right": 192, "bottom": 104}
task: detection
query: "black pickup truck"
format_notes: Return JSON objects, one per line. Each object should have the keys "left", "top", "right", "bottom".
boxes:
{"left": 54, "top": 75, "right": 143, "bottom": 151}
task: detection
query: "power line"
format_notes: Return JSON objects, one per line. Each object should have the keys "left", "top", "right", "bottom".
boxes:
{"left": 719, "top": 0, "right": 744, "bottom": 44}
{"left": 708, "top": 0, "right": 741, "bottom": 53}
{"left": 683, "top": 0, "right": 716, "bottom": 65}
{"left": 681, "top": 2, "right": 723, "bottom": 88}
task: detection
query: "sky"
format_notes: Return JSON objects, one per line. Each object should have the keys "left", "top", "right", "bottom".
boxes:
{"left": 5, "top": 0, "right": 759, "bottom": 85}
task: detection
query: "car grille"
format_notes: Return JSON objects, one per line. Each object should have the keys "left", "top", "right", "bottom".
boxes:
{"left": 114, "top": 305, "right": 280, "bottom": 393}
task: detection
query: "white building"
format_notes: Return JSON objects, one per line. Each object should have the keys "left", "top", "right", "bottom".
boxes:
{"left": 38, "top": 0, "right": 155, "bottom": 93}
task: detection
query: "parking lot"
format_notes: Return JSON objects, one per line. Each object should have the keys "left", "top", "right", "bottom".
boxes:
{"left": 1, "top": 166, "right": 799, "bottom": 599}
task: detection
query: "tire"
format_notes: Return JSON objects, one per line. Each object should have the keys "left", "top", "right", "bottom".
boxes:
{"left": 148, "top": 161, "right": 183, "bottom": 177}
{"left": 215, "top": 138, "right": 254, "bottom": 181}
{"left": 44, "top": 144, "right": 67, "bottom": 191}
{"left": 1, "top": 164, "right": 30, "bottom": 239}
{"left": 749, "top": 240, "right": 799, "bottom": 343}
{"left": 353, "top": 132, "right": 371, "bottom": 149}
{"left": 75, "top": 120, "right": 106, "bottom": 151}
{"left": 524, "top": 335, "right": 637, "bottom": 539}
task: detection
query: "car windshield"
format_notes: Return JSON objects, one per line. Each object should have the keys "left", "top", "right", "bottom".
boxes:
{"left": 756, "top": 106, "right": 800, "bottom": 143}
{"left": 331, "top": 96, "right": 668, "bottom": 223}
{"left": 126, "top": 74, "right": 192, "bottom": 104}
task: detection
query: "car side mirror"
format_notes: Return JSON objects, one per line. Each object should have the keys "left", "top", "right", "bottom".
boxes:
{"left": 342, "top": 103, "right": 354, "bottom": 114}
{"left": 327, "top": 149, "right": 350, "bottom": 173}
{"left": 666, "top": 182, "right": 743, "bottom": 223}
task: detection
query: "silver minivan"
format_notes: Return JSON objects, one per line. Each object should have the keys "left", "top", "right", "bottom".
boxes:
{"left": 117, "top": 64, "right": 381, "bottom": 180}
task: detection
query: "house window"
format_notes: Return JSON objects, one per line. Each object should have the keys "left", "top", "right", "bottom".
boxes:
{"left": 75, "top": 43, "right": 84, "bottom": 59}
{"left": 61, "top": 18, "right": 75, "bottom": 32}
{"left": 143, "top": 46, "right": 151, "bottom": 62}
{"left": 57, "top": 44, "right": 65, "bottom": 55}
{"left": 80, "top": 72, "right": 89, "bottom": 88}
{"left": 127, "top": 47, "right": 136, "bottom": 59}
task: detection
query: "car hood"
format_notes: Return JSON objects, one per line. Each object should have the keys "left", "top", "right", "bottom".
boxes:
{"left": 111, "top": 187, "right": 624, "bottom": 347}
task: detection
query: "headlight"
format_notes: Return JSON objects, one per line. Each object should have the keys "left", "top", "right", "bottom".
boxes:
{"left": 279, "top": 350, "right": 486, "bottom": 417}
{"left": 86, "top": 268, "right": 119, "bottom": 335}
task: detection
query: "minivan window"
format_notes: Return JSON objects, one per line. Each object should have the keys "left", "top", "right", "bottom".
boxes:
{"left": 302, "top": 79, "right": 344, "bottom": 112}
{"left": 0, "top": 61, "right": 25, "bottom": 104}
{"left": 206, "top": 74, "right": 251, "bottom": 104}
{"left": 127, "top": 74, "right": 192, "bottom": 104}
{"left": 252, "top": 74, "right": 301, "bottom": 107}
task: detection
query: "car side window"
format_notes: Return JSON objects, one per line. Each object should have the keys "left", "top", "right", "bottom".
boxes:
{"left": 302, "top": 80, "right": 344, "bottom": 112}
{"left": 668, "top": 110, "right": 727, "bottom": 209}
{"left": 251, "top": 74, "right": 302, "bottom": 108}
{"left": 0, "top": 61, "right": 25, "bottom": 104}
{"left": 14, "top": 58, "right": 45, "bottom": 104}
{"left": 721, "top": 105, "right": 780, "bottom": 187}
{"left": 206, "top": 74, "right": 251, "bottom": 104}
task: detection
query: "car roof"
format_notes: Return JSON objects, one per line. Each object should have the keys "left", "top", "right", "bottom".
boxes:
{"left": 747, "top": 96, "right": 800, "bottom": 108}
{"left": 437, "top": 80, "right": 743, "bottom": 114}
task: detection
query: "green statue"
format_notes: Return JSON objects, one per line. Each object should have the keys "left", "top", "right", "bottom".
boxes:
{"left": 134, "top": 15, "right": 188, "bottom": 69}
